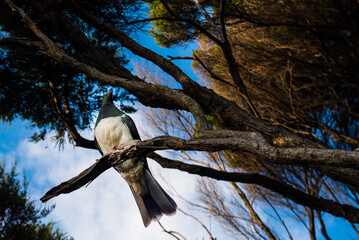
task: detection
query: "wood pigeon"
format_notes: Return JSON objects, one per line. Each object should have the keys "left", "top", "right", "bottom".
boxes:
{"left": 94, "top": 91, "right": 177, "bottom": 227}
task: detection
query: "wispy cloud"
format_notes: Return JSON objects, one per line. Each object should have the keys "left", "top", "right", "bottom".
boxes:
{"left": 8, "top": 131, "right": 221, "bottom": 240}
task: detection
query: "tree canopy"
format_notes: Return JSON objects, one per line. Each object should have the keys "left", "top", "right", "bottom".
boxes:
{"left": 0, "top": 0, "right": 358, "bottom": 239}
{"left": 0, "top": 161, "right": 71, "bottom": 240}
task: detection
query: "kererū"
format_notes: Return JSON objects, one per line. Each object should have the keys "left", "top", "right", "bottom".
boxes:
{"left": 94, "top": 91, "right": 177, "bottom": 227}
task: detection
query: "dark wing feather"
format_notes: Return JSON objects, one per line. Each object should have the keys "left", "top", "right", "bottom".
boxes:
{"left": 94, "top": 137, "right": 103, "bottom": 155}
{"left": 144, "top": 169, "right": 177, "bottom": 215}
{"left": 129, "top": 186, "right": 152, "bottom": 227}
{"left": 121, "top": 114, "right": 141, "bottom": 140}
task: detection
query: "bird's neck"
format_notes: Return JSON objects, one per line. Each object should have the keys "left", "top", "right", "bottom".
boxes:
{"left": 96, "top": 103, "right": 124, "bottom": 125}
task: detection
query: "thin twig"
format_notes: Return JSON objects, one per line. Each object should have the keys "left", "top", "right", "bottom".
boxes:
{"left": 158, "top": 221, "right": 186, "bottom": 240}
{"left": 179, "top": 208, "right": 216, "bottom": 240}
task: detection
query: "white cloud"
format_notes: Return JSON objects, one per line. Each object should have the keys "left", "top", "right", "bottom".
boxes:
{"left": 10, "top": 134, "right": 224, "bottom": 240}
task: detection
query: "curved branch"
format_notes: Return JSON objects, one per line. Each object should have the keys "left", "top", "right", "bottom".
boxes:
{"left": 63, "top": 0, "right": 324, "bottom": 149}
{"left": 193, "top": 53, "right": 236, "bottom": 88}
{"left": 158, "top": 221, "right": 186, "bottom": 240}
{"left": 40, "top": 139, "right": 359, "bottom": 223}
{"left": 0, "top": 37, "right": 97, "bottom": 149}
{"left": 158, "top": 0, "right": 223, "bottom": 46}
{"left": 178, "top": 209, "right": 215, "bottom": 240}
{"left": 3, "top": 1, "right": 208, "bottom": 132}
{"left": 67, "top": 0, "right": 200, "bottom": 90}
{"left": 140, "top": 135, "right": 359, "bottom": 171}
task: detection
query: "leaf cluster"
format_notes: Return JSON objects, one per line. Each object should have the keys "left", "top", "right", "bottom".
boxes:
{"left": 147, "top": 0, "right": 202, "bottom": 47}
{"left": 0, "top": 0, "right": 140, "bottom": 145}
{"left": 0, "top": 161, "right": 71, "bottom": 240}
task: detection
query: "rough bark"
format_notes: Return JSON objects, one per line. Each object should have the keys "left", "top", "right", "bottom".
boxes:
{"left": 39, "top": 139, "right": 359, "bottom": 223}
{"left": 4, "top": 0, "right": 359, "bottom": 225}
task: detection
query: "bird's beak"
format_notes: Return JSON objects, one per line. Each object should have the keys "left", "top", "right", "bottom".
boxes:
{"left": 108, "top": 91, "right": 113, "bottom": 96}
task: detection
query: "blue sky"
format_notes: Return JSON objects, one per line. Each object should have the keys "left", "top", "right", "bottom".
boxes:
{"left": 1, "top": 26, "right": 358, "bottom": 240}
{"left": 1, "top": 119, "right": 358, "bottom": 240}
{"left": 0, "top": 36, "right": 231, "bottom": 239}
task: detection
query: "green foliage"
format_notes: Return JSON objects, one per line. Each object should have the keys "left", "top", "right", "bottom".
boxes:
{"left": 0, "top": 0, "right": 139, "bottom": 145}
{"left": 205, "top": 114, "right": 216, "bottom": 130}
{"left": 0, "top": 161, "right": 72, "bottom": 240}
{"left": 147, "top": 0, "right": 201, "bottom": 47}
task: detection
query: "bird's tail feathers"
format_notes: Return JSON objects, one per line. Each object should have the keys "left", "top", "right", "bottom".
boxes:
{"left": 144, "top": 169, "right": 177, "bottom": 216}
{"left": 129, "top": 169, "right": 177, "bottom": 227}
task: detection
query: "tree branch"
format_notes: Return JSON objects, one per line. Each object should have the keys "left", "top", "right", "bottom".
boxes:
{"left": 48, "top": 79, "right": 97, "bottom": 149}
{"left": 167, "top": 55, "right": 194, "bottom": 60}
{"left": 195, "top": 0, "right": 221, "bottom": 35}
{"left": 67, "top": 0, "right": 201, "bottom": 90}
{"left": 158, "top": 221, "right": 186, "bottom": 240}
{"left": 193, "top": 53, "right": 237, "bottom": 88}
{"left": 63, "top": 0, "right": 325, "bottom": 150}
{"left": 142, "top": 135, "right": 359, "bottom": 171}
{"left": 6, "top": 0, "right": 359, "bottom": 188}
{"left": 40, "top": 139, "right": 359, "bottom": 223}
{"left": 0, "top": 37, "right": 97, "bottom": 149}
{"left": 4, "top": 0, "right": 208, "bottom": 132}
{"left": 178, "top": 209, "right": 215, "bottom": 240}
{"left": 159, "top": 0, "right": 223, "bottom": 46}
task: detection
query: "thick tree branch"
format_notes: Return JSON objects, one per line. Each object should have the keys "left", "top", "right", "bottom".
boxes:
{"left": 63, "top": 0, "right": 324, "bottom": 148}
{"left": 67, "top": 0, "right": 200, "bottom": 90}
{"left": 48, "top": 79, "right": 97, "bottom": 149}
{"left": 0, "top": 37, "right": 43, "bottom": 49}
{"left": 6, "top": 0, "right": 358, "bottom": 188}
{"left": 130, "top": 135, "right": 359, "bottom": 171}
{"left": 40, "top": 139, "right": 359, "bottom": 223}
{"left": 4, "top": 0, "right": 208, "bottom": 132}
{"left": 40, "top": 155, "right": 112, "bottom": 202}
{"left": 219, "top": 0, "right": 227, "bottom": 42}
{"left": 0, "top": 37, "right": 97, "bottom": 149}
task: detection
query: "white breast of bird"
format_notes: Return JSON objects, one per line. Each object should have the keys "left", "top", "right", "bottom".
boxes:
{"left": 95, "top": 116, "right": 134, "bottom": 155}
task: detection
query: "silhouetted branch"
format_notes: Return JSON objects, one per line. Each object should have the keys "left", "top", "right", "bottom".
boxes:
{"left": 158, "top": 221, "right": 186, "bottom": 240}
{"left": 40, "top": 137, "right": 359, "bottom": 223}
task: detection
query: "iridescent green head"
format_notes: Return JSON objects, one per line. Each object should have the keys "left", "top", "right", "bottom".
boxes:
{"left": 102, "top": 91, "right": 113, "bottom": 106}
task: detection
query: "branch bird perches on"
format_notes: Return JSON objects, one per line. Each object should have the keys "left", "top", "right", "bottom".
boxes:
{"left": 4, "top": 0, "right": 359, "bottom": 225}
{"left": 40, "top": 136, "right": 359, "bottom": 224}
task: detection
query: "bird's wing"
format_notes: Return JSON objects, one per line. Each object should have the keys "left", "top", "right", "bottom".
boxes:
{"left": 121, "top": 114, "right": 141, "bottom": 140}
{"left": 94, "top": 137, "right": 103, "bottom": 155}
{"left": 121, "top": 115, "right": 152, "bottom": 169}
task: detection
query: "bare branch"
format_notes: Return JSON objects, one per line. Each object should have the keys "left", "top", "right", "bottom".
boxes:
{"left": 40, "top": 138, "right": 359, "bottom": 223}
{"left": 193, "top": 53, "right": 236, "bottom": 88}
{"left": 40, "top": 154, "right": 113, "bottom": 202}
{"left": 263, "top": 195, "right": 294, "bottom": 240}
{"left": 179, "top": 209, "right": 216, "bottom": 240}
{"left": 158, "top": 221, "right": 186, "bottom": 240}
{"left": 167, "top": 56, "right": 194, "bottom": 60}
{"left": 67, "top": 0, "right": 200, "bottom": 90}
{"left": 230, "top": 182, "right": 277, "bottom": 240}
{"left": 140, "top": 134, "right": 359, "bottom": 171}
{"left": 317, "top": 211, "right": 332, "bottom": 240}
{"left": 159, "top": 0, "right": 223, "bottom": 46}
{"left": 4, "top": 0, "right": 208, "bottom": 132}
